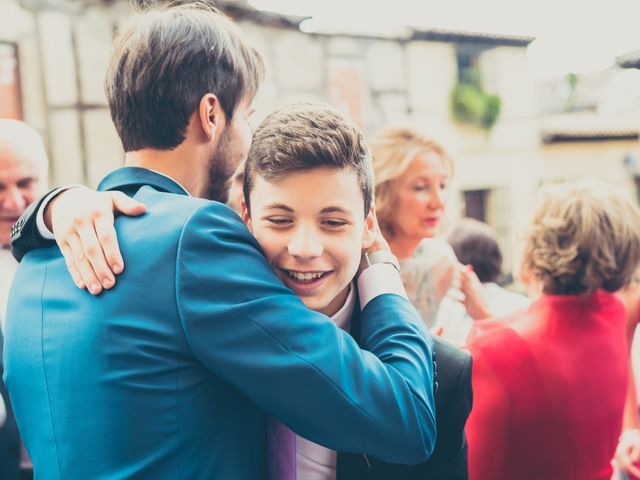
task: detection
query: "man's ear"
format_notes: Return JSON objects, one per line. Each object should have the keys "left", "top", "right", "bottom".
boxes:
{"left": 241, "top": 198, "right": 253, "bottom": 232}
{"left": 361, "top": 207, "right": 376, "bottom": 250}
{"left": 197, "top": 93, "right": 226, "bottom": 141}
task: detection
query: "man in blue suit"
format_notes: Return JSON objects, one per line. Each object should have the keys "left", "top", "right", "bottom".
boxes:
{"left": 20, "top": 101, "right": 470, "bottom": 480}
{"left": 5, "top": 4, "right": 436, "bottom": 479}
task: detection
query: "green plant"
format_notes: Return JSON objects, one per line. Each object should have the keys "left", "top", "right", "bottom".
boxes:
{"left": 451, "top": 69, "right": 501, "bottom": 131}
{"left": 565, "top": 72, "right": 578, "bottom": 111}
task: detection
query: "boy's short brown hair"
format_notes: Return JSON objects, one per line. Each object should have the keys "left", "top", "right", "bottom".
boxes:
{"left": 243, "top": 102, "right": 374, "bottom": 216}
{"left": 106, "top": 3, "right": 264, "bottom": 152}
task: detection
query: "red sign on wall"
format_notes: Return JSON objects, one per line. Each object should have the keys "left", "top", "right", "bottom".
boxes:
{"left": 0, "top": 42, "right": 22, "bottom": 120}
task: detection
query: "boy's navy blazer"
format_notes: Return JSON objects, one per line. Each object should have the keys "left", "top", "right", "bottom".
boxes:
{"left": 4, "top": 167, "right": 437, "bottom": 479}
{"left": 339, "top": 308, "right": 473, "bottom": 480}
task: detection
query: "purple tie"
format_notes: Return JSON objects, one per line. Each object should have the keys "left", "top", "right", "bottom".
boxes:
{"left": 267, "top": 416, "right": 297, "bottom": 480}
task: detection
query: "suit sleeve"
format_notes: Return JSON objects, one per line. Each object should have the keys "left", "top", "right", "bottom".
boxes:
{"left": 175, "top": 203, "right": 436, "bottom": 465}
{"left": 9, "top": 189, "right": 58, "bottom": 261}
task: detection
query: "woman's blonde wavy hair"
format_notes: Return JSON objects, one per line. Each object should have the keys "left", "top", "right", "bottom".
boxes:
{"left": 522, "top": 181, "right": 640, "bottom": 295}
{"left": 370, "top": 127, "right": 455, "bottom": 235}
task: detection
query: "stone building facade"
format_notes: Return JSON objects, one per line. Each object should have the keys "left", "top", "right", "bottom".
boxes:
{"left": 1, "top": 0, "right": 638, "bottom": 270}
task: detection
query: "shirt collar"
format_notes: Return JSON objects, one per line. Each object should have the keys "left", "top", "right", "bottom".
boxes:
{"left": 330, "top": 283, "right": 356, "bottom": 331}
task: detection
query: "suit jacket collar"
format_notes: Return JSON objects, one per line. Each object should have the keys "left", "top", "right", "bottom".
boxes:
{"left": 98, "top": 167, "right": 190, "bottom": 196}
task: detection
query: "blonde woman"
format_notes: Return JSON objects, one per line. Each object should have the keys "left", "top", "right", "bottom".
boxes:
{"left": 371, "top": 127, "right": 457, "bottom": 328}
{"left": 466, "top": 181, "right": 640, "bottom": 480}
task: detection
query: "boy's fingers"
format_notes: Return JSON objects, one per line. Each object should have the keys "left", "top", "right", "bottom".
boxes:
{"left": 110, "top": 191, "right": 147, "bottom": 216}
{"left": 76, "top": 220, "right": 115, "bottom": 289}
{"left": 66, "top": 233, "right": 102, "bottom": 295}
{"left": 94, "top": 215, "right": 125, "bottom": 277}
{"left": 61, "top": 243, "right": 86, "bottom": 290}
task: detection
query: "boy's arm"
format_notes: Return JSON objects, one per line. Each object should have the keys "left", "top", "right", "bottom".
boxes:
{"left": 176, "top": 202, "right": 437, "bottom": 464}
{"left": 11, "top": 186, "right": 146, "bottom": 292}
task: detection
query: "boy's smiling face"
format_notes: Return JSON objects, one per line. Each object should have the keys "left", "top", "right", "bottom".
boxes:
{"left": 243, "top": 166, "right": 375, "bottom": 316}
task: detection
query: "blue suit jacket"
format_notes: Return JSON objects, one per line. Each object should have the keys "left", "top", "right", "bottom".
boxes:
{"left": 4, "top": 167, "right": 436, "bottom": 480}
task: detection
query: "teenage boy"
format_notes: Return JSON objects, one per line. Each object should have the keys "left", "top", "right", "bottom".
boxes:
{"left": 243, "top": 103, "right": 473, "bottom": 479}
{"left": 18, "top": 102, "right": 472, "bottom": 479}
{"left": 4, "top": 5, "right": 436, "bottom": 479}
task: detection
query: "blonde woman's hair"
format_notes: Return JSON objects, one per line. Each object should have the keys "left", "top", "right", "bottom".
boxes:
{"left": 522, "top": 181, "right": 640, "bottom": 295}
{"left": 371, "top": 127, "right": 455, "bottom": 234}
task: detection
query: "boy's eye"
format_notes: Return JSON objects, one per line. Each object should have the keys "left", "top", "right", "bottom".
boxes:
{"left": 266, "top": 218, "right": 292, "bottom": 226}
{"left": 322, "top": 219, "right": 348, "bottom": 229}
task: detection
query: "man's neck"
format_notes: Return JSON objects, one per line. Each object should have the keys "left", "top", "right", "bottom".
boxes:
{"left": 125, "top": 145, "right": 207, "bottom": 198}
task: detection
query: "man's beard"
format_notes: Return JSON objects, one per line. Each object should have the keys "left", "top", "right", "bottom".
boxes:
{"left": 206, "top": 128, "right": 242, "bottom": 203}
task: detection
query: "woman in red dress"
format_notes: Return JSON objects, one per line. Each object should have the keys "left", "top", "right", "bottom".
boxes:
{"left": 465, "top": 182, "right": 640, "bottom": 480}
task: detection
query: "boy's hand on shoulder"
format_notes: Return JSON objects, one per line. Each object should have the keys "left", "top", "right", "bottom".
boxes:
{"left": 48, "top": 187, "right": 147, "bottom": 295}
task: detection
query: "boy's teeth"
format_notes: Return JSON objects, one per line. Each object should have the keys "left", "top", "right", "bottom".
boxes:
{"left": 288, "top": 271, "right": 325, "bottom": 282}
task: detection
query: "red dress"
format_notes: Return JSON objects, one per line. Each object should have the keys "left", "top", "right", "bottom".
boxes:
{"left": 467, "top": 290, "right": 628, "bottom": 480}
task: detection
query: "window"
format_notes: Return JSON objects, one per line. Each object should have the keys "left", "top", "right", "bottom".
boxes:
{"left": 463, "top": 189, "right": 489, "bottom": 222}
{"left": 455, "top": 43, "right": 487, "bottom": 84}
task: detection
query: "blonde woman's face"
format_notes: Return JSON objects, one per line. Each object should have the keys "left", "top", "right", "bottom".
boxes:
{"left": 389, "top": 152, "right": 449, "bottom": 241}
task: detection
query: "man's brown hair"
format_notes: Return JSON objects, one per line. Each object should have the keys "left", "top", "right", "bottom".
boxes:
{"left": 106, "top": 2, "right": 264, "bottom": 152}
{"left": 243, "top": 102, "right": 374, "bottom": 216}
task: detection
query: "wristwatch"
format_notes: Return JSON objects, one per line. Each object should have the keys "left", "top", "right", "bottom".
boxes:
{"left": 359, "top": 250, "right": 400, "bottom": 273}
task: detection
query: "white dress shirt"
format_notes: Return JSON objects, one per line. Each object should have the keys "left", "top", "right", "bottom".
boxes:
{"left": 295, "top": 284, "right": 356, "bottom": 480}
